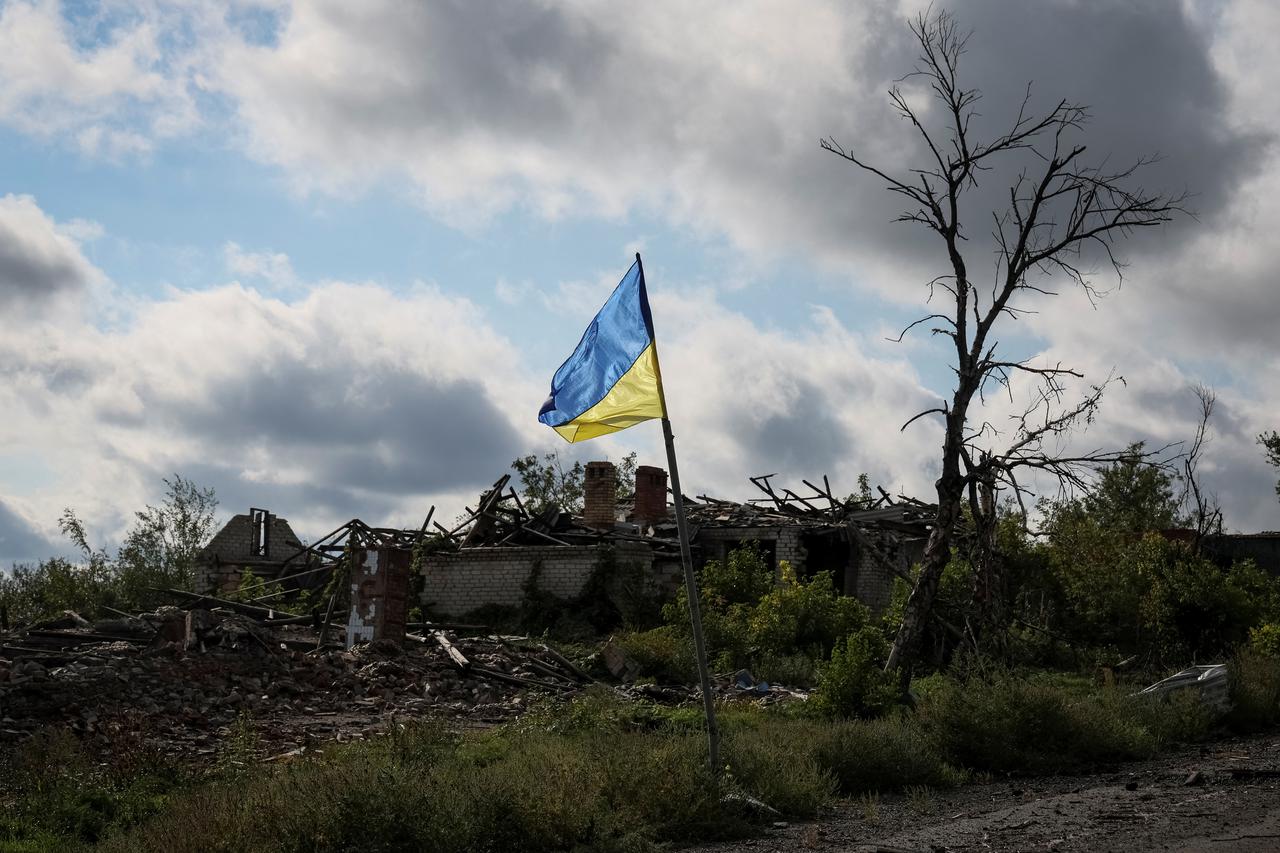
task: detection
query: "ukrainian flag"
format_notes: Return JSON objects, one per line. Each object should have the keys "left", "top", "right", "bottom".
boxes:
{"left": 538, "top": 257, "right": 667, "bottom": 442}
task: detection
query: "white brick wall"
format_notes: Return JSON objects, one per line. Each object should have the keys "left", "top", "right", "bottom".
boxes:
{"left": 421, "top": 543, "right": 655, "bottom": 616}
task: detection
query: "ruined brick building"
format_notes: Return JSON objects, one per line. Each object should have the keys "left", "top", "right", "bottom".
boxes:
{"left": 195, "top": 464, "right": 933, "bottom": 629}
{"left": 419, "top": 460, "right": 931, "bottom": 618}
{"left": 195, "top": 509, "right": 305, "bottom": 595}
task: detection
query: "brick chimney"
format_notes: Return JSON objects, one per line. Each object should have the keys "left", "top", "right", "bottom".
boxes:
{"left": 582, "top": 461, "right": 617, "bottom": 530}
{"left": 633, "top": 465, "right": 669, "bottom": 527}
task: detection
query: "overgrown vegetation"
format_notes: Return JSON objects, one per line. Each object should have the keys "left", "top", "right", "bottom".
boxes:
{"left": 880, "top": 449, "right": 1280, "bottom": 675}
{"left": 616, "top": 543, "right": 899, "bottom": 715}
{"left": 8, "top": 654, "right": 1278, "bottom": 852}
{"left": 0, "top": 476, "right": 217, "bottom": 625}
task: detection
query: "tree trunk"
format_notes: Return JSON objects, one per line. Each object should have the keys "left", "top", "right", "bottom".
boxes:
{"left": 885, "top": 393, "right": 971, "bottom": 681}
{"left": 884, "top": 472, "right": 965, "bottom": 677}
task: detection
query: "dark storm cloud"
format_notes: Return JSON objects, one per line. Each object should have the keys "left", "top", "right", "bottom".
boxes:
{"left": 0, "top": 197, "right": 93, "bottom": 304}
{"left": 805, "top": 0, "right": 1268, "bottom": 281}
{"left": 0, "top": 499, "right": 56, "bottom": 566}
{"left": 940, "top": 0, "right": 1263, "bottom": 234}
{"left": 247, "top": 1, "right": 1263, "bottom": 293}
{"left": 172, "top": 461, "right": 401, "bottom": 531}
{"left": 738, "top": 380, "right": 853, "bottom": 477}
{"left": 142, "top": 360, "right": 523, "bottom": 505}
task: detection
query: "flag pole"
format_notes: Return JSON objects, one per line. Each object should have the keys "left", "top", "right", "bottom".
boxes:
{"left": 636, "top": 252, "right": 722, "bottom": 779}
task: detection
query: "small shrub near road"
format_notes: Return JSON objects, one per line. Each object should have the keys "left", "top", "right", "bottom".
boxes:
{"left": 813, "top": 626, "right": 898, "bottom": 719}
{"left": 1226, "top": 649, "right": 1280, "bottom": 733}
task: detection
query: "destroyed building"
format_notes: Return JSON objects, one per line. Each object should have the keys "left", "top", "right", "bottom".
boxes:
{"left": 194, "top": 463, "right": 935, "bottom": 630}
{"left": 195, "top": 509, "right": 306, "bottom": 595}
{"left": 419, "top": 461, "right": 934, "bottom": 618}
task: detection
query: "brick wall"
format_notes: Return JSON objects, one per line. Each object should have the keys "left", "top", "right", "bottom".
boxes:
{"left": 850, "top": 530, "right": 925, "bottom": 614}
{"left": 693, "top": 526, "right": 808, "bottom": 577}
{"left": 421, "top": 542, "right": 656, "bottom": 617}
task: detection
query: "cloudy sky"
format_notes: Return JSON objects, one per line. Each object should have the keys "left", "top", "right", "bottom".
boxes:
{"left": 0, "top": 0, "right": 1277, "bottom": 564}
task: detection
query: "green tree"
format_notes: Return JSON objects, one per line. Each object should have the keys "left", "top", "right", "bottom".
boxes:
{"left": 511, "top": 451, "right": 637, "bottom": 515}
{"left": 0, "top": 475, "right": 216, "bottom": 624}
{"left": 113, "top": 475, "right": 217, "bottom": 603}
{"left": 1082, "top": 443, "right": 1184, "bottom": 535}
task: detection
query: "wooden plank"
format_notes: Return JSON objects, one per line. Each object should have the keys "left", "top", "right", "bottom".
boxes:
{"left": 432, "top": 630, "right": 471, "bottom": 671}
{"left": 540, "top": 644, "right": 593, "bottom": 682}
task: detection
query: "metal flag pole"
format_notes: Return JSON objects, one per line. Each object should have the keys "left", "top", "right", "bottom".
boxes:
{"left": 636, "top": 252, "right": 722, "bottom": 779}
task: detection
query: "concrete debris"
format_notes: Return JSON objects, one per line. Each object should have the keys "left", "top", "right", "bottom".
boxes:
{"left": 1, "top": 603, "right": 809, "bottom": 762}
{"left": 0, "top": 607, "right": 582, "bottom": 760}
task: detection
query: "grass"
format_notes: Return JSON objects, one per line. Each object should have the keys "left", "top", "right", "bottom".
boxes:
{"left": 2, "top": 658, "right": 1277, "bottom": 852}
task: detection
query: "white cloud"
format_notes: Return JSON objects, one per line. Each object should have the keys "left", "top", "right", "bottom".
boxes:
{"left": 224, "top": 241, "right": 297, "bottom": 288}
{"left": 653, "top": 293, "right": 941, "bottom": 501}
{"left": 0, "top": 0, "right": 201, "bottom": 156}
{"left": 0, "top": 275, "right": 547, "bottom": 554}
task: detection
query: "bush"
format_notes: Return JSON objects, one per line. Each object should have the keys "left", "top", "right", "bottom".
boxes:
{"left": 614, "top": 627, "right": 696, "bottom": 684}
{"left": 700, "top": 544, "right": 775, "bottom": 607}
{"left": 918, "top": 673, "right": 1167, "bottom": 774}
{"left": 802, "top": 717, "right": 960, "bottom": 794}
{"left": 662, "top": 546, "right": 871, "bottom": 681}
{"left": 1040, "top": 501, "right": 1280, "bottom": 664}
{"left": 748, "top": 566, "right": 869, "bottom": 659}
{"left": 1225, "top": 649, "right": 1280, "bottom": 733}
{"left": 1249, "top": 623, "right": 1280, "bottom": 658}
{"left": 813, "top": 627, "right": 898, "bottom": 719}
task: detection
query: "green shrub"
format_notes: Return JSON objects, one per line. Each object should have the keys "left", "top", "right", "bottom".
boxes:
{"left": 748, "top": 566, "right": 869, "bottom": 658}
{"left": 616, "top": 626, "right": 696, "bottom": 684}
{"left": 1249, "top": 623, "right": 1280, "bottom": 658}
{"left": 813, "top": 627, "right": 898, "bottom": 719}
{"left": 664, "top": 546, "right": 873, "bottom": 679}
{"left": 1226, "top": 649, "right": 1280, "bottom": 733}
{"left": 1040, "top": 496, "right": 1280, "bottom": 664}
{"left": 700, "top": 544, "right": 775, "bottom": 606}
{"left": 919, "top": 674, "right": 1164, "bottom": 774}
{"left": 810, "top": 717, "right": 963, "bottom": 794}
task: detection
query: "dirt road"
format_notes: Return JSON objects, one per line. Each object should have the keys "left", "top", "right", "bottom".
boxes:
{"left": 693, "top": 733, "right": 1280, "bottom": 853}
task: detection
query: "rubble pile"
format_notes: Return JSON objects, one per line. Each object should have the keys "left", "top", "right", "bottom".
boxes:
{"left": 0, "top": 606, "right": 595, "bottom": 760}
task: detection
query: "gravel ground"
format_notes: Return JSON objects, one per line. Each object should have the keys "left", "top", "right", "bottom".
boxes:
{"left": 690, "top": 732, "right": 1280, "bottom": 853}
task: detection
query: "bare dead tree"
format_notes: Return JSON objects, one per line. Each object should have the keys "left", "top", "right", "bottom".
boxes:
{"left": 1181, "top": 384, "right": 1223, "bottom": 546}
{"left": 821, "top": 10, "right": 1185, "bottom": 681}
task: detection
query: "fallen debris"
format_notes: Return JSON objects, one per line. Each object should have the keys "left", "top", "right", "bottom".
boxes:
{"left": 1135, "top": 664, "right": 1232, "bottom": 715}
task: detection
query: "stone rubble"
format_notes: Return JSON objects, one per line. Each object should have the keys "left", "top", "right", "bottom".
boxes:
{"left": 0, "top": 607, "right": 808, "bottom": 763}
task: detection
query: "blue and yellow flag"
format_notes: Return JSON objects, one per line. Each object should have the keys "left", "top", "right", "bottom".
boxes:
{"left": 538, "top": 258, "right": 666, "bottom": 442}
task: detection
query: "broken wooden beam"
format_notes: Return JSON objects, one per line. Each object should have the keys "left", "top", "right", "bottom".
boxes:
{"left": 405, "top": 631, "right": 473, "bottom": 671}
